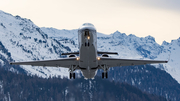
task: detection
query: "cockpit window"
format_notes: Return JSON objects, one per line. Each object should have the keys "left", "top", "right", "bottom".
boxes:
{"left": 83, "top": 23, "right": 94, "bottom": 26}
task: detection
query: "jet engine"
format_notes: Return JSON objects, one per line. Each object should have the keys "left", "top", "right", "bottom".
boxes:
{"left": 102, "top": 54, "right": 109, "bottom": 57}
{"left": 69, "top": 54, "right": 76, "bottom": 58}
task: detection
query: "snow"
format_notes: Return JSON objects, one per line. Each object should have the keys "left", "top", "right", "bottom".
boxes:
{"left": 131, "top": 78, "right": 135, "bottom": 85}
{"left": 0, "top": 10, "right": 180, "bottom": 84}
{"left": 0, "top": 51, "right": 8, "bottom": 59}
{"left": 42, "top": 27, "right": 180, "bottom": 83}
{"left": 0, "top": 10, "right": 69, "bottom": 78}
{"left": 156, "top": 39, "right": 180, "bottom": 83}
{"left": 0, "top": 60, "right": 4, "bottom": 66}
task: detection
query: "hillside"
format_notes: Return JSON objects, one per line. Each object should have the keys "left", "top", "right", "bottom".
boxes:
{"left": 0, "top": 68, "right": 167, "bottom": 101}
{"left": 0, "top": 10, "right": 180, "bottom": 101}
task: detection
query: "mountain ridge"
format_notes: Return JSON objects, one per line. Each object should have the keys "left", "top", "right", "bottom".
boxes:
{"left": 1, "top": 9, "right": 180, "bottom": 83}
{"left": 1, "top": 10, "right": 180, "bottom": 100}
{"left": 41, "top": 26, "right": 180, "bottom": 82}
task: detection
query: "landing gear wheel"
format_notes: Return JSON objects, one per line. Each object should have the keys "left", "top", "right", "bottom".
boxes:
{"left": 70, "top": 73, "right": 72, "bottom": 79}
{"left": 102, "top": 72, "right": 108, "bottom": 79}
{"left": 73, "top": 73, "right": 75, "bottom": 79}
{"left": 105, "top": 72, "right": 108, "bottom": 78}
{"left": 70, "top": 73, "right": 75, "bottom": 79}
{"left": 102, "top": 72, "right": 104, "bottom": 79}
{"left": 69, "top": 65, "right": 77, "bottom": 79}
{"left": 101, "top": 65, "right": 109, "bottom": 79}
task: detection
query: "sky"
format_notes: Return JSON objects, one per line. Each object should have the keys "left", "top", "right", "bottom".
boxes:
{"left": 0, "top": 0, "right": 180, "bottom": 44}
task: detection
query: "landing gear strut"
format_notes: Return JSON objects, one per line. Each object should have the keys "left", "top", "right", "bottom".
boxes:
{"left": 100, "top": 65, "right": 109, "bottom": 79}
{"left": 69, "top": 65, "right": 77, "bottom": 79}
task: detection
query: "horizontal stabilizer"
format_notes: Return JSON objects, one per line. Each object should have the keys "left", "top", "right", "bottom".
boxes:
{"left": 97, "top": 51, "right": 118, "bottom": 55}
{"left": 61, "top": 52, "right": 79, "bottom": 55}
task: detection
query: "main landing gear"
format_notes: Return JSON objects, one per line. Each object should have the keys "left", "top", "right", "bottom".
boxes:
{"left": 70, "top": 72, "right": 75, "bottom": 79}
{"left": 102, "top": 72, "right": 108, "bottom": 79}
{"left": 100, "top": 65, "right": 109, "bottom": 79}
{"left": 69, "top": 65, "right": 77, "bottom": 79}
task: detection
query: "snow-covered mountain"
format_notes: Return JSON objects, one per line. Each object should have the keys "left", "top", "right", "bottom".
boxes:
{"left": 41, "top": 27, "right": 180, "bottom": 84}
{"left": 0, "top": 10, "right": 180, "bottom": 84}
{"left": 0, "top": 10, "right": 73, "bottom": 78}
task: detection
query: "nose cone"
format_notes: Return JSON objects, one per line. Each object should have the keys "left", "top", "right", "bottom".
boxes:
{"left": 78, "top": 23, "right": 96, "bottom": 31}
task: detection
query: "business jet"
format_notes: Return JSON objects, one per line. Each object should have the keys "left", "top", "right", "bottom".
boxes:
{"left": 10, "top": 23, "right": 168, "bottom": 79}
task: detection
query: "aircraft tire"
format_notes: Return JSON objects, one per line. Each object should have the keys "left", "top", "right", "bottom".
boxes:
{"left": 102, "top": 72, "right": 104, "bottom": 79}
{"left": 105, "top": 72, "right": 108, "bottom": 78}
{"left": 73, "top": 73, "right": 75, "bottom": 79}
{"left": 70, "top": 73, "right": 72, "bottom": 79}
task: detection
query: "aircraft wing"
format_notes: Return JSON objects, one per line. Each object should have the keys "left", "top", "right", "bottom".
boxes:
{"left": 10, "top": 57, "right": 78, "bottom": 68}
{"left": 98, "top": 57, "right": 168, "bottom": 67}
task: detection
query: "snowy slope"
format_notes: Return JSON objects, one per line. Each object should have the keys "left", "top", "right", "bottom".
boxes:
{"left": 0, "top": 10, "right": 72, "bottom": 78}
{"left": 0, "top": 10, "right": 180, "bottom": 84}
{"left": 41, "top": 27, "right": 180, "bottom": 83}
{"left": 156, "top": 39, "right": 180, "bottom": 84}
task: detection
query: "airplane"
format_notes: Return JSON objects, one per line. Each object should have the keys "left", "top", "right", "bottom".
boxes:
{"left": 10, "top": 23, "right": 168, "bottom": 79}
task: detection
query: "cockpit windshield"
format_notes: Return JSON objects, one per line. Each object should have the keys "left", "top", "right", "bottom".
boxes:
{"left": 82, "top": 23, "right": 94, "bottom": 27}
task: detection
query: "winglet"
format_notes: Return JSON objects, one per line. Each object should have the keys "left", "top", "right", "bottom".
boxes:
{"left": 9, "top": 60, "right": 14, "bottom": 65}
{"left": 164, "top": 53, "right": 171, "bottom": 63}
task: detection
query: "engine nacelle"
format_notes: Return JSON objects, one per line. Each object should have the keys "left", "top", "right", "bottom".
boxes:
{"left": 102, "top": 54, "right": 109, "bottom": 57}
{"left": 69, "top": 54, "right": 76, "bottom": 58}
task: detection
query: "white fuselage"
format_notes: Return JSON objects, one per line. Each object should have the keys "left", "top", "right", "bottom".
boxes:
{"left": 78, "top": 23, "right": 98, "bottom": 79}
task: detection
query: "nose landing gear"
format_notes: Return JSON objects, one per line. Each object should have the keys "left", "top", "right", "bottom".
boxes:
{"left": 85, "top": 42, "right": 90, "bottom": 47}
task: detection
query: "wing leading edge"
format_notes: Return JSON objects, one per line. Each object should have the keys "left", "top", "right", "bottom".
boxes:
{"left": 10, "top": 57, "right": 78, "bottom": 68}
{"left": 98, "top": 57, "right": 168, "bottom": 67}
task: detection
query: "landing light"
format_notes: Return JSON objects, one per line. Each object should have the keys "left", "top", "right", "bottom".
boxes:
{"left": 76, "top": 57, "right": 80, "bottom": 60}
{"left": 87, "top": 36, "right": 90, "bottom": 40}
{"left": 97, "top": 57, "right": 100, "bottom": 60}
